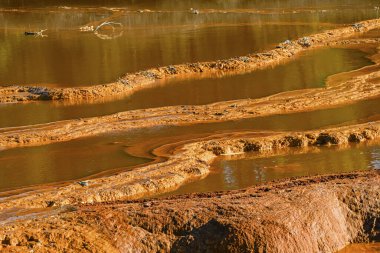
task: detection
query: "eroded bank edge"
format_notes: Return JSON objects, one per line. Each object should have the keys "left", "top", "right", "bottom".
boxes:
{"left": 0, "top": 120, "right": 379, "bottom": 211}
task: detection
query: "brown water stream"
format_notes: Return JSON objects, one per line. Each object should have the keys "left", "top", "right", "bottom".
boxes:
{"left": 0, "top": 1, "right": 380, "bottom": 250}
{"left": 0, "top": 0, "right": 379, "bottom": 86}
{"left": 166, "top": 143, "right": 379, "bottom": 196}
{"left": 0, "top": 24, "right": 325, "bottom": 86}
{"left": 0, "top": 96, "right": 379, "bottom": 192}
{"left": 2, "top": 0, "right": 379, "bottom": 11}
{"left": 0, "top": 47, "right": 372, "bottom": 127}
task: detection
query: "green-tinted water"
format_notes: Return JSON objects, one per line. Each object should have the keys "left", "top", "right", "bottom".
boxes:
{"left": 1, "top": 0, "right": 380, "bottom": 194}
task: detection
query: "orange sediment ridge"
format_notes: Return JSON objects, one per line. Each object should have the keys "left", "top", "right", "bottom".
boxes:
{"left": 0, "top": 120, "right": 379, "bottom": 252}
{"left": 0, "top": 119, "right": 379, "bottom": 210}
{"left": 0, "top": 57, "right": 380, "bottom": 150}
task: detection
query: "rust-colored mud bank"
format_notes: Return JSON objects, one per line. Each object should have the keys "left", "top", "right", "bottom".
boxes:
{"left": 1, "top": 18, "right": 380, "bottom": 253}
{"left": 0, "top": 121, "right": 379, "bottom": 212}
{"left": 1, "top": 62, "right": 380, "bottom": 150}
{"left": 0, "top": 171, "right": 378, "bottom": 253}
{"left": 1, "top": 19, "right": 380, "bottom": 104}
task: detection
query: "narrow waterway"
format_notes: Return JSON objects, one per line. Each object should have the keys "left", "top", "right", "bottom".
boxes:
{"left": 0, "top": 96, "right": 379, "bottom": 192}
{"left": 0, "top": 47, "right": 372, "bottom": 127}
{"left": 1, "top": 0, "right": 379, "bottom": 86}
{"left": 166, "top": 143, "right": 379, "bottom": 196}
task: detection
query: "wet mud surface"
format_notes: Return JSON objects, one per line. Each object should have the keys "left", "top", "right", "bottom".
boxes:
{"left": 338, "top": 243, "right": 380, "bottom": 253}
{"left": 0, "top": 97, "right": 380, "bottom": 191}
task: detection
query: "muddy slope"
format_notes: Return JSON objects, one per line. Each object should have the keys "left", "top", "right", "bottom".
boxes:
{"left": 0, "top": 171, "right": 378, "bottom": 253}
{"left": 1, "top": 19, "right": 380, "bottom": 104}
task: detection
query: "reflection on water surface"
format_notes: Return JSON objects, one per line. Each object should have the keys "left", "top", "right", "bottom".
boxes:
{"left": 1, "top": 97, "right": 380, "bottom": 192}
{"left": 1, "top": 0, "right": 380, "bottom": 196}
{"left": 0, "top": 48, "right": 372, "bottom": 127}
{"left": 1, "top": 0, "right": 379, "bottom": 85}
{"left": 167, "top": 144, "right": 379, "bottom": 196}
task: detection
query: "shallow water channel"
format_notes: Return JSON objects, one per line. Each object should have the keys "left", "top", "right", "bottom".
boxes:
{"left": 0, "top": 23, "right": 325, "bottom": 86}
{"left": 0, "top": 47, "right": 372, "bottom": 128}
{"left": 0, "top": 0, "right": 379, "bottom": 201}
{"left": 166, "top": 143, "right": 379, "bottom": 196}
{"left": 0, "top": 0, "right": 379, "bottom": 86}
{"left": 0, "top": 96, "right": 380, "bottom": 192}
{"left": 2, "top": 0, "right": 380, "bottom": 14}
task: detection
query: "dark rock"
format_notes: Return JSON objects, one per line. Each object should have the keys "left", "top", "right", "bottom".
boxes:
{"left": 211, "top": 146, "right": 224, "bottom": 155}
{"left": 316, "top": 133, "right": 339, "bottom": 145}
{"left": 298, "top": 37, "right": 312, "bottom": 47}
{"left": 348, "top": 133, "right": 364, "bottom": 143}
{"left": 167, "top": 65, "right": 177, "bottom": 74}
{"left": 243, "top": 142, "right": 260, "bottom": 152}
{"left": 46, "top": 201, "right": 56, "bottom": 207}
{"left": 78, "top": 181, "right": 89, "bottom": 187}
{"left": 352, "top": 23, "right": 364, "bottom": 31}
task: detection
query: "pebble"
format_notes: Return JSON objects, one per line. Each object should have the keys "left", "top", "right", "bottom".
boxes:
{"left": 78, "top": 181, "right": 89, "bottom": 187}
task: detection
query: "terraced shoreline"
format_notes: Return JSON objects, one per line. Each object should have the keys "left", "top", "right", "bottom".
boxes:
{"left": 1, "top": 18, "right": 380, "bottom": 252}
{"left": 0, "top": 120, "right": 379, "bottom": 210}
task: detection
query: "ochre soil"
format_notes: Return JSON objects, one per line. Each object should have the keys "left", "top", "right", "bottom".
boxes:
{"left": 1, "top": 20, "right": 380, "bottom": 253}
{"left": 0, "top": 171, "right": 378, "bottom": 252}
